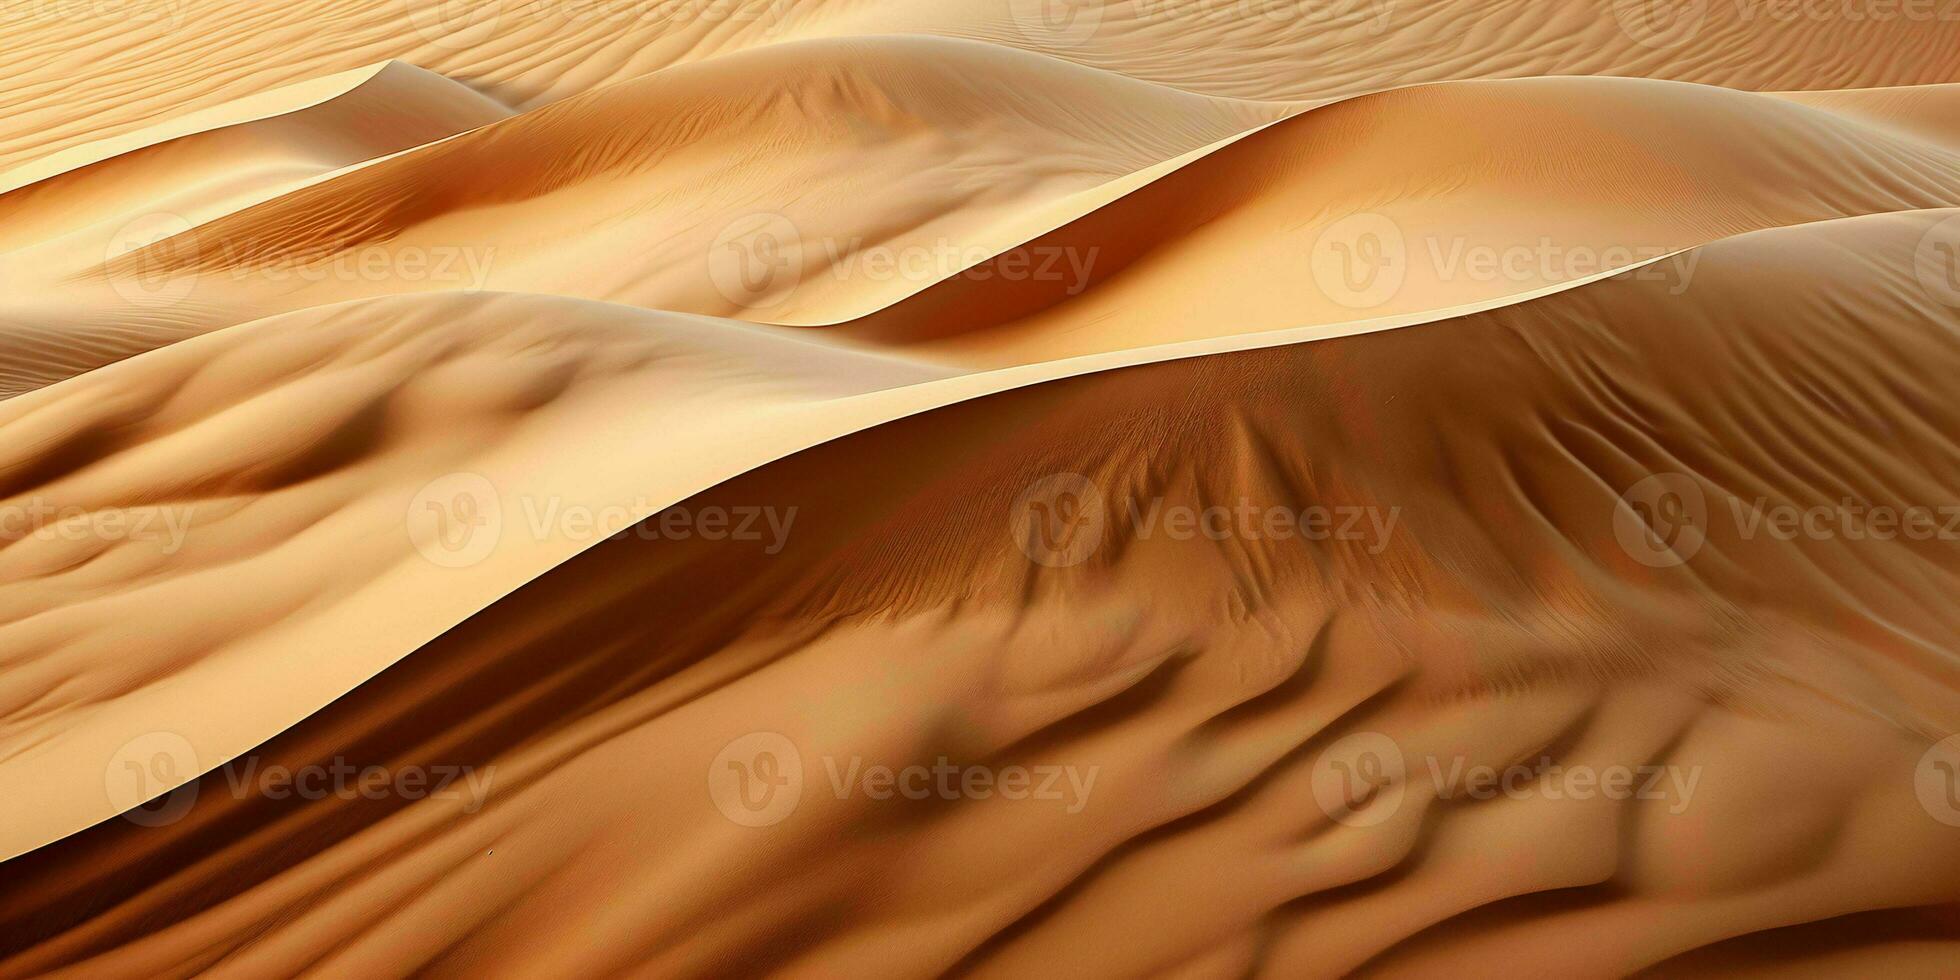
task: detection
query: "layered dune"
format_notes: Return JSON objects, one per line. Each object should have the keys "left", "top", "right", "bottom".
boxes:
{"left": 4, "top": 209, "right": 1958, "bottom": 977}
{"left": 2, "top": 2, "right": 1958, "bottom": 977}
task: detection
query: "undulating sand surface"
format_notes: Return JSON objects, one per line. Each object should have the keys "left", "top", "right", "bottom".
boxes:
{"left": 2, "top": 2, "right": 1958, "bottom": 977}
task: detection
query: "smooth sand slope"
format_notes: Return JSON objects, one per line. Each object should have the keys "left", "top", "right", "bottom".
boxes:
{"left": 0, "top": 60, "right": 510, "bottom": 252}
{"left": 9, "top": 65, "right": 1960, "bottom": 396}
{"left": 2, "top": 211, "right": 1956, "bottom": 977}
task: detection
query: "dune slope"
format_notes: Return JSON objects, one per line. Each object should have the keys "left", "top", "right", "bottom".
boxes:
{"left": 2, "top": 210, "right": 1956, "bottom": 978}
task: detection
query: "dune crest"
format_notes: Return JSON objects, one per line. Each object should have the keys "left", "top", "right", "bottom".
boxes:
{"left": 4, "top": 210, "right": 1958, "bottom": 977}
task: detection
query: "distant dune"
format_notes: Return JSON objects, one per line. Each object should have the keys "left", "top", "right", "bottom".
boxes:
{"left": 1, "top": 2, "right": 1958, "bottom": 977}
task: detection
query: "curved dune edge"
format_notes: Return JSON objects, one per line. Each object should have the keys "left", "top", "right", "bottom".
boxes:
{"left": 21, "top": 69, "right": 1958, "bottom": 401}
{"left": 0, "top": 230, "right": 1710, "bottom": 862}
{"left": 0, "top": 60, "right": 513, "bottom": 199}
{"left": 0, "top": 61, "right": 512, "bottom": 271}
{"left": 93, "top": 70, "right": 1960, "bottom": 325}
{"left": 1, "top": 208, "right": 1955, "bottom": 975}
{"left": 0, "top": 62, "right": 408, "bottom": 196}
{"left": 77, "top": 35, "right": 1292, "bottom": 311}
{"left": 1770, "top": 82, "right": 1960, "bottom": 150}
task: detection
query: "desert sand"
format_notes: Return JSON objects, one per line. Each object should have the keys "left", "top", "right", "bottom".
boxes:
{"left": 2, "top": 1, "right": 1958, "bottom": 977}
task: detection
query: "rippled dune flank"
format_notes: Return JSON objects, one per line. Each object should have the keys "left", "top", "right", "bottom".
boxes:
{"left": 2, "top": 1, "right": 1958, "bottom": 977}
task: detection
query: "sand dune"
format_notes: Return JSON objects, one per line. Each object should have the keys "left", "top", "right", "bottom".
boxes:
{"left": 88, "top": 35, "right": 1285, "bottom": 320}
{"left": 3, "top": 3, "right": 1958, "bottom": 977}
{"left": 1774, "top": 82, "right": 1960, "bottom": 149}
{"left": 13, "top": 66, "right": 1960, "bottom": 395}
{"left": 3, "top": 210, "right": 1956, "bottom": 976}
{"left": 0, "top": 60, "right": 509, "bottom": 253}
